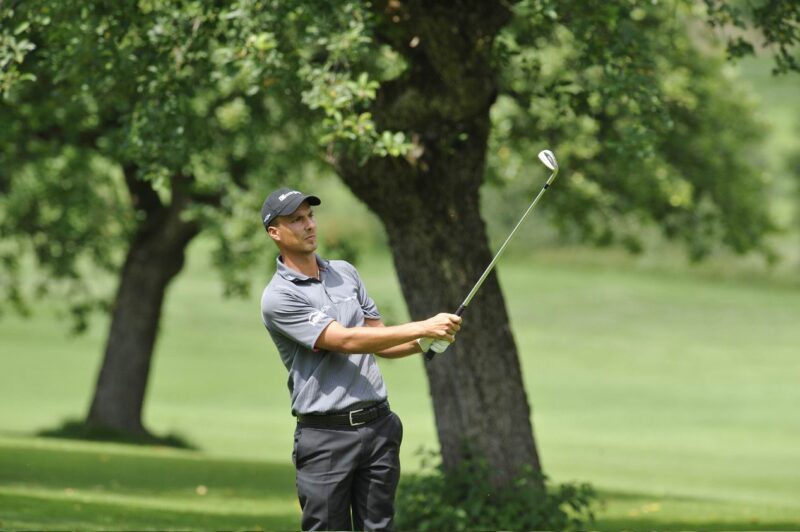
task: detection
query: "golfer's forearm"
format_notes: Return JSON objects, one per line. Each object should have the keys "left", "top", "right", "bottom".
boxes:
{"left": 375, "top": 340, "right": 422, "bottom": 359}
{"left": 316, "top": 321, "right": 425, "bottom": 354}
{"left": 366, "top": 318, "right": 423, "bottom": 358}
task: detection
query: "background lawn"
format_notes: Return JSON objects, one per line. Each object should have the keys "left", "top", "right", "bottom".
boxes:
{"left": 2, "top": 243, "right": 799, "bottom": 530}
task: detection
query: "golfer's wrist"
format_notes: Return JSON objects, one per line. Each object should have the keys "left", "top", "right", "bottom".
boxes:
{"left": 411, "top": 321, "right": 427, "bottom": 339}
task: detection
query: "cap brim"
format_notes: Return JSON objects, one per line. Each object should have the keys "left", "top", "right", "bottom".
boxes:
{"left": 276, "top": 194, "right": 321, "bottom": 217}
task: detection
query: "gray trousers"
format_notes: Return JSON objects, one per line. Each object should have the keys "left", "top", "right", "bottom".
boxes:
{"left": 293, "top": 411, "right": 403, "bottom": 531}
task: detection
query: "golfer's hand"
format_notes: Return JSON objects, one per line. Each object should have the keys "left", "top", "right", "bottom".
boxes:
{"left": 421, "top": 313, "right": 461, "bottom": 342}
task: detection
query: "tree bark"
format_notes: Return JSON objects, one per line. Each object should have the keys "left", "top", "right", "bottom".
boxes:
{"left": 336, "top": 0, "right": 542, "bottom": 487}
{"left": 86, "top": 169, "right": 201, "bottom": 435}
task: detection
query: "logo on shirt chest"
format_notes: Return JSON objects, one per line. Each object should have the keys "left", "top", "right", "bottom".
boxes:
{"left": 329, "top": 294, "right": 357, "bottom": 304}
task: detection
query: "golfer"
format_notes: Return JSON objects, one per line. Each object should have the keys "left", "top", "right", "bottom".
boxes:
{"left": 259, "top": 187, "right": 461, "bottom": 531}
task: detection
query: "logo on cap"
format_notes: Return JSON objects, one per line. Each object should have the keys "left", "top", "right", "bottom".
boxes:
{"left": 263, "top": 213, "right": 271, "bottom": 223}
{"left": 278, "top": 191, "right": 301, "bottom": 202}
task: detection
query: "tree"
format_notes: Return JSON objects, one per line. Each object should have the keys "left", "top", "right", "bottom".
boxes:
{"left": 2, "top": 0, "right": 797, "bottom": 488}
{"left": 0, "top": 0, "right": 412, "bottom": 438}
{"left": 0, "top": 1, "right": 315, "bottom": 435}
{"left": 308, "top": 0, "right": 792, "bottom": 485}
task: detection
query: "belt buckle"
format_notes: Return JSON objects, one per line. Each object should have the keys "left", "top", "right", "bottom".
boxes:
{"left": 348, "top": 408, "right": 365, "bottom": 426}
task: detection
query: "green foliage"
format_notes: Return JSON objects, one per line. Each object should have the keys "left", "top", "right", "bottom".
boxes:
{"left": 396, "top": 449, "right": 597, "bottom": 532}
{"left": 0, "top": 1, "right": 297, "bottom": 322}
{"left": 490, "top": 0, "right": 776, "bottom": 260}
{"left": 1, "top": 0, "right": 797, "bottom": 324}
{"left": 294, "top": 4, "right": 413, "bottom": 161}
{"left": 704, "top": 0, "right": 800, "bottom": 75}
{"left": 0, "top": 6, "right": 39, "bottom": 98}
{"left": 0, "top": 154, "right": 126, "bottom": 331}
{"left": 0, "top": 0, "right": 417, "bottom": 327}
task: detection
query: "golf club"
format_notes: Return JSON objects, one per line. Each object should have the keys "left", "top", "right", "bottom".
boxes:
{"left": 425, "top": 149, "right": 560, "bottom": 361}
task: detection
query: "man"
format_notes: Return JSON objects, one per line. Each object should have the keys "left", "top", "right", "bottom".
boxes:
{"left": 259, "top": 187, "right": 461, "bottom": 531}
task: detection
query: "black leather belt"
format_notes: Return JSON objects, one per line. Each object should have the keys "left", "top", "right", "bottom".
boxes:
{"left": 297, "top": 401, "right": 390, "bottom": 428}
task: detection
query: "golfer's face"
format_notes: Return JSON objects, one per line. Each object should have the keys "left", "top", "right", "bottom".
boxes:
{"left": 272, "top": 202, "right": 317, "bottom": 252}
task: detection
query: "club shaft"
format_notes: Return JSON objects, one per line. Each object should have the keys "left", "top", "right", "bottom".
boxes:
{"left": 425, "top": 162, "right": 558, "bottom": 361}
{"left": 460, "top": 181, "right": 552, "bottom": 309}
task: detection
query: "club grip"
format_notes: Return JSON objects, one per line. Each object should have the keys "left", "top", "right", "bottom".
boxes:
{"left": 424, "top": 304, "right": 467, "bottom": 361}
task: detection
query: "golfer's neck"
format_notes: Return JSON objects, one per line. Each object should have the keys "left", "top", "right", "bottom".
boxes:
{"left": 281, "top": 250, "right": 318, "bottom": 279}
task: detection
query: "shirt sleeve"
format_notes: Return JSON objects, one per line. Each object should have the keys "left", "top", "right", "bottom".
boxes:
{"left": 348, "top": 263, "right": 381, "bottom": 320}
{"left": 261, "top": 289, "right": 335, "bottom": 351}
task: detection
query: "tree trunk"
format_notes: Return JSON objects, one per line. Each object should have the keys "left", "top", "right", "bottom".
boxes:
{"left": 336, "top": 0, "right": 542, "bottom": 487}
{"left": 86, "top": 170, "right": 200, "bottom": 435}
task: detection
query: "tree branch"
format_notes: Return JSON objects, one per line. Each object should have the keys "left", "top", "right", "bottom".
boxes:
{"left": 122, "top": 164, "right": 162, "bottom": 214}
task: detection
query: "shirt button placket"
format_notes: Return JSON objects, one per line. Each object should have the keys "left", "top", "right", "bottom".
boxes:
{"left": 319, "top": 276, "right": 334, "bottom": 311}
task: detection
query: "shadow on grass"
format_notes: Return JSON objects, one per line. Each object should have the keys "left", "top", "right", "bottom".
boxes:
{"left": 0, "top": 439, "right": 296, "bottom": 499}
{"left": 37, "top": 419, "right": 196, "bottom": 450}
{"left": 0, "top": 436, "right": 300, "bottom": 530}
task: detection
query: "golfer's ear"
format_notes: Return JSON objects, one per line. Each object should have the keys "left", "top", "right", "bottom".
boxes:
{"left": 267, "top": 224, "right": 280, "bottom": 242}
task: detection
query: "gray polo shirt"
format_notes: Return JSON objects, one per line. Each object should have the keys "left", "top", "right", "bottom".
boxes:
{"left": 260, "top": 255, "right": 388, "bottom": 415}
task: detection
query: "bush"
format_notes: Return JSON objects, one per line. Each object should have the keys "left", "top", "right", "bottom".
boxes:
{"left": 395, "top": 450, "right": 597, "bottom": 531}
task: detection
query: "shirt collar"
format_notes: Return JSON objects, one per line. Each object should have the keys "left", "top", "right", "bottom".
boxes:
{"left": 276, "top": 254, "right": 329, "bottom": 283}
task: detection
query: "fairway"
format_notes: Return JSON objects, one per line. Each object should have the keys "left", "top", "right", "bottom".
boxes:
{"left": 1, "top": 241, "right": 799, "bottom": 530}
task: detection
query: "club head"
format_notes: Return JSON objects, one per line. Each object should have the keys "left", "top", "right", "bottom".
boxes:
{"left": 538, "top": 149, "right": 558, "bottom": 171}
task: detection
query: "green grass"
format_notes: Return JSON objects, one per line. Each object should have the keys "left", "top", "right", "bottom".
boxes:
{"left": 2, "top": 240, "right": 800, "bottom": 529}
{"left": 0, "top": 436, "right": 299, "bottom": 530}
